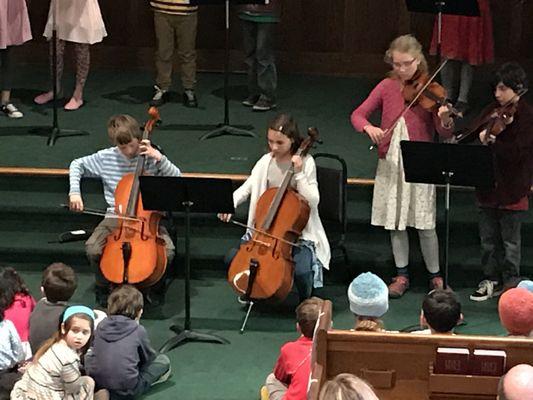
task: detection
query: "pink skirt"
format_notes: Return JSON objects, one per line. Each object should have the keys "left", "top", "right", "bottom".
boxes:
{"left": 429, "top": 0, "right": 494, "bottom": 65}
{"left": 0, "top": 0, "right": 32, "bottom": 49}
{"left": 43, "top": 0, "right": 107, "bottom": 45}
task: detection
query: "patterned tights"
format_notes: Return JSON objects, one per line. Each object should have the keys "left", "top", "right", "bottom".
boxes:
{"left": 49, "top": 39, "right": 90, "bottom": 93}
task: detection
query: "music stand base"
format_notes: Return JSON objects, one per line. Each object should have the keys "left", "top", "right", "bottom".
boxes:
{"left": 30, "top": 126, "right": 90, "bottom": 146}
{"left": 159, "top": 325, "right": 229, "bottom": 353}
{"left": 200, "top": 124, "right": 256, "bottom": 140}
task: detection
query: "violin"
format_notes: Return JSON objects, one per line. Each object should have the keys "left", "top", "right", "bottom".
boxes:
{"left": 99, "top": 107, "right": 168, "bottom": 288}
{"left": 369, "top": 59, "right": 455, "bottom": 150}
{"left": 227, "top": 128, "right": 320, "bottom": 303}
{"left": 455, "top": 89, "right": 527, "bottom": 144}
{"left": 402, "top": 69, "right": 462, "bottom": 118}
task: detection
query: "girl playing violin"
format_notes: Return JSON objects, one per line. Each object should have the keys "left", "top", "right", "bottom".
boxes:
{"left": 68, "top": 114, "right": 181, "bottom": 306}
{"left": 351, "top": 34, "right": 454, "bottom": 298}
{"left": 219, "top": 113, "right": 330, "bottom": 303}
{"left": 468, "top": 62, "right": 533, "bottom": 302}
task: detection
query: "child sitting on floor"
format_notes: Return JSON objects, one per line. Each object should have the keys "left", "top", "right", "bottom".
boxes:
{"left": 262, "top": 297, "right": 324, "bottom": 400}
{"left": 85, "top": 285, "right": 171, "bottom": 398}
{"left": 498, "top": 287, "right": 533, "bottom": 338}
{"left": 29, "top": 262, "right": 78, "bottom": 355}
{"left": 416, "top": 289, "right": 462, "bottom": 334}
{"left": 348, "top": 272, "right": 389, "bottom": 332}
{"left": 1, "top": 267, "right": 36, "bottom": 360}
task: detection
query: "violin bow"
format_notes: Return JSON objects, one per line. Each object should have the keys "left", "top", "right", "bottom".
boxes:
{"left": 369, "top": 58, "right": 449, "bottom": 150}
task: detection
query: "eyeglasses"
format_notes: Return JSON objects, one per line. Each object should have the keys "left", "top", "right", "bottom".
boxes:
{"left": 391, "top": 59, "right": 417, "bottom": 69}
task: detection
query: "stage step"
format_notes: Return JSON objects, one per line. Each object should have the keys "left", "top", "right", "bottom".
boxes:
{"left": 0, "top": 175, "right": 531, "bottom": 284}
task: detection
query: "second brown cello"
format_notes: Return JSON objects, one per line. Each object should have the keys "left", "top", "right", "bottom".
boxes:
{"left": 227, "top": 128, "right": 319, "bottom": 303}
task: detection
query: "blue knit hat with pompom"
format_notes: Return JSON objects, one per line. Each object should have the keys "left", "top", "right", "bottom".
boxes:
{"left": 347, "top": 272, "right": 389, "bottom": 317}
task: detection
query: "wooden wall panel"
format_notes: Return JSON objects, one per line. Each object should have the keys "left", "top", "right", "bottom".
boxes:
{"left": 19, "top": 0, "right": 533, "bottom": 76}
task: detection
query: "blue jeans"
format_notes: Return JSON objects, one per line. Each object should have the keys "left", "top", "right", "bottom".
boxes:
{"left": 479, "top": 207, "right": 525, "bottom": 284}
{"left": 240, "top": 19, "right": 277, "bottom": 100}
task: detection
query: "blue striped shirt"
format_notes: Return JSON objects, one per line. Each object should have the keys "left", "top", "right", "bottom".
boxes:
{"left": 69, "top": 147, "right": 181, "bottom": 213}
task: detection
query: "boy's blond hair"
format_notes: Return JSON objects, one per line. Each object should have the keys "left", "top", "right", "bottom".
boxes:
{"left": 107, "top": 114, "right": 142, "bottom": 145}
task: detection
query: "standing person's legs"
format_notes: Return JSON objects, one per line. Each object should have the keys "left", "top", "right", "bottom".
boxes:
{"left": 34, "top": 38, "right": 66, "bottom": 104}
{"left": 153, "top": 11, "right": 176, "bottom": 105}
{"left": 418, "top": 228, "right": 443, "bottom": 289}
{"left": 439, "top": 59, "right": 459, "bottom": 102}
{"left": 471, "top": 207, "right": 504, "bottom": 301}
{"left": 65, "top": 43, "right": 90, "bottom": 110}
{"left": 499, "top": 210, "right": 525, "bottom": 286}
{"left": 456, "top": 61, "right": 473, "bottom": 113}
{"left": 241, "top": 19, "right": 259, "bottom": 105}
{"left": 388, "top": 229, "right": 410, "bottom": 298}
{"left": 85, "top": 218, "right": 118, "bottom": 305}
{"left": 0, "top": 48, "right": 12, "bottom": 100}
{"left": 0, "top": 48, "right": 23, "bottom": 118}
{"left": 175, "top": 12, "right": 198, "bottom": 107}
{"left": 254, "top": 22, "right": 277, "bottom": 106}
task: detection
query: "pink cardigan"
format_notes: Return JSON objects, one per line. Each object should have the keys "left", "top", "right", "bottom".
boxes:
{"left": 4, "top": 293, "right": 36, "bottom": 342}
{"left": 351, "top": 78, "right": 454, "bottom": 158}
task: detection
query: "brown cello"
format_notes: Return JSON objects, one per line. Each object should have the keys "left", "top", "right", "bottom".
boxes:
{"left": 227, "top": 127, "right": 319, "bottom": 303}
{"left": 99, "top": 107, "right": 167, "bottom": 288}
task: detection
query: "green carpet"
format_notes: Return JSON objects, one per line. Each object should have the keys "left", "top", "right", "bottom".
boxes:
{"left": 17, "top": 269, "right": 508, "bottom": 400}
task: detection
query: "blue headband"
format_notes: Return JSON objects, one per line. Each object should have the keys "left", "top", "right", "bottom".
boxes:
{"left": 62, "top": 305, "right": 95, "bottom": 323}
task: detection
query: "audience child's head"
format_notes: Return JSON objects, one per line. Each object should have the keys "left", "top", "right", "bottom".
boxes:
{"left": 498, "top": 288, "right": 533, "bottom": 337}
{"left": 497, "top": 364, "right": 533, "bottom": 400}
{"left": 295, "top": 297, "right": 323, "bottom": 338}
{"left": 348, "top": 272, "right": 388, "bottom": 332}
{"left": 517, "top": 280, "right": 533, "bottom": 293}
{"left": 107, "top": 114, "right": 142, "bottom": 149}
{"left": 319, "top": 373, "right": 380, "bottom": 400}
{"left": 33, "top": 305, "right": 95, "bottom": 362}
{"left": 107, "top": 285, "right": 144, "bottom": 321}
{"left": 41, "top": 262, "right": 77, "bottom": 303}
{"left": 421, "top": 289, "right": 462, "bottom": 334}
{"left": 0, "top": 267, "right": 30, "bottom": 312}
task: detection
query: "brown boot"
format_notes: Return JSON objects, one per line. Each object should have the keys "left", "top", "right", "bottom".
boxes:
{"left": 388, "top": 275, "right": 409, "bottom": 298}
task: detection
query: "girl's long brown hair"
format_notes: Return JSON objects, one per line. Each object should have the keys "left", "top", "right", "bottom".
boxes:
{"left": 32, "top": 312, "right": 94, "bottom": 363}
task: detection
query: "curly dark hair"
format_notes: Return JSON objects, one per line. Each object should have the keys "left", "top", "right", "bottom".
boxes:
{"left": 0, "top": 267, "right": 31, "bottom": 321}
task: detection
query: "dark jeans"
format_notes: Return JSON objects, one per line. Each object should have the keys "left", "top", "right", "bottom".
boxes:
{"left": 0, "top": 48, "right": 13, "bottom": 91}
{"left": 109, "top": 353, "right": 171, "bottom": 400}
{"left": 225, "top": 241, "right": 314, "bottom": 302}
{"left": 479, "top": 207, "right": 525, "bottom": 284}
{"left": 241, "top": 19, "right": 278, "bottom": 100}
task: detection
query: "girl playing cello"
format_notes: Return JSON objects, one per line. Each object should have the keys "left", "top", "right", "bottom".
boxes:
{"left": 219, "top": 113, "right": 330, "bottom": 303}
{"left": 351, "top": 35, "right": 454, "bottom": 298}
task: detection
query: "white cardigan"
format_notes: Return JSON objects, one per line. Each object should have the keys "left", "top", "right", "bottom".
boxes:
{"left": 233, "top": 153, "right": 331, "bottom": 270}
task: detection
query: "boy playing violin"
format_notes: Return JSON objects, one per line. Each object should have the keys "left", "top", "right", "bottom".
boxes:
{"left": 68, "top": 114, "right": 181, "bottom": 306}
{"left": 468, "top": 62, "right": 533, "bottom": 301}
{"left": 219, "top": 113, "right": 330, "bottom": 303}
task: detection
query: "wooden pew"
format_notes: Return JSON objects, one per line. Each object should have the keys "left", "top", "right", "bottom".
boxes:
{"left": 309, "top": 300, "right": 533, "bottom": 400}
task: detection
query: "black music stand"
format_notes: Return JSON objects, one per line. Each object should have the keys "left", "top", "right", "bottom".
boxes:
{"left": 400, "top": 141, "right": 494, "bottom": 289}
{"left": 139, "top": 176, "right": 235, "bottom": 352}
{"left": 195, "top": 0, "right": 270, "bottom": 140}
{"left": 405, "top": 0, "right": 479, "bottom": 60}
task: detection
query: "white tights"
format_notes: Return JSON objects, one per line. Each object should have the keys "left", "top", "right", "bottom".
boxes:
{"left": 390, "top": 229, "right": 440, "bottom": 274}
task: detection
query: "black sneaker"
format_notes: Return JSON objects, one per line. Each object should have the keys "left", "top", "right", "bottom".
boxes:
{"left": 242, "top": 94, "right": 259, "bottom": 107}
{"left": 1, "top": 103, "right": 23, "bottom": 118}
{"left": 150, "top": 85, "right": 168, "bottom": 106}
{"left": 470, "top": 279, "right": 503, "bottom": 302}
{"left": 252, "top": 95, "right": 277, "bottom": 112}
{"left": 183, "top": 89, "right": 198, "bottom": 108}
